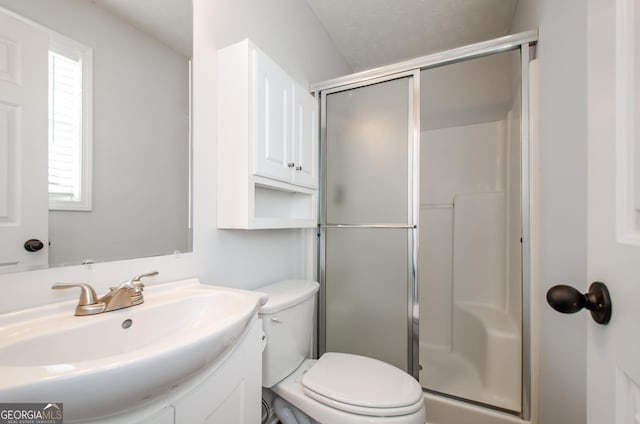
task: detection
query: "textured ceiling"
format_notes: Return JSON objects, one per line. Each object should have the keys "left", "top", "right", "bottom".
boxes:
{"left": 306, "top": 0, "right": 519, "bottom": 72}
{"left": 89, "top": 0, "right": 517, "bottom": 69}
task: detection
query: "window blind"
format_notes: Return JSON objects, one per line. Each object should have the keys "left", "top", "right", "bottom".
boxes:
{"left": 48, "top": 50, "right": 82, "bottom": 200}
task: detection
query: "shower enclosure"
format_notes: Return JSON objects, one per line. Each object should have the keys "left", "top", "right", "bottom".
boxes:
{"left": 315, "top": 32, "right": 536, "bottom": 419}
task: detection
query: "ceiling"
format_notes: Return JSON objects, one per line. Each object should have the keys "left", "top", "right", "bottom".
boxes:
{"left": 306, "top": 0, "right": 519, "bottom": 72}
{"left": 92, "top": 0, "right": 192, "bottom": 57}
{"left": 88, "top": 0, "right": 520, "bottom": 129}
{"left": 89, "top": 0, "right": 518, "bottom": 70}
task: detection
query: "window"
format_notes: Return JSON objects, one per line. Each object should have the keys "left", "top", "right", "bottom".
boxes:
{"left": 48, "top": 35, "right": 92, "bottom": 211}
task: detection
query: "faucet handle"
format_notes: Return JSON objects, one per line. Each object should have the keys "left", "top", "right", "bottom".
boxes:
{"left": 133, "top": 271, "right": 159, "bottom": 282}
{"left": 115, "top": 271, "right": 159, "bottom": 291}
{"left": 52, "top": 283, "right": 99, "bottom": 306}
{"left": 52, "top": 283, "right": 106, "bottom": 316}
{"left": 131, "top": 271, "right": 159, "bottom": 289}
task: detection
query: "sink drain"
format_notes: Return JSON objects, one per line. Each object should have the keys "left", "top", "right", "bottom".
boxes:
{"left": 121, "top": 319, "right": 133, "bottom": 329}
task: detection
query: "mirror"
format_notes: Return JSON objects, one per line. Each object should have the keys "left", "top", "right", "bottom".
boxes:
{"left": 0, "top": 0, "right": 192, "bottom": 269}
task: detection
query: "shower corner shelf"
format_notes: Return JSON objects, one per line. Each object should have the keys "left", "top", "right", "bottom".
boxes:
{"left": 216, "top": 39, "right": 318, "bottom": 230}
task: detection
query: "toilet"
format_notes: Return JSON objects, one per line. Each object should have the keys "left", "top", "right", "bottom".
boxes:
{"left": 256, "top": 279, "right": 426, "bottom": 424}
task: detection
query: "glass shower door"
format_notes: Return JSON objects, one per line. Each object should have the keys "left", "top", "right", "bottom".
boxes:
{"left": 319, "top": 73, "right": 419, "bottom": 375}
{"left": 418, "top": 49, "right": 523, "bottom": 412}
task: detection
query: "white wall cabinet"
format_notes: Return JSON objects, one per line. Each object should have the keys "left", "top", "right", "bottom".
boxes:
{"left": 217, "top": 39, "right": 318, "bottom": 229}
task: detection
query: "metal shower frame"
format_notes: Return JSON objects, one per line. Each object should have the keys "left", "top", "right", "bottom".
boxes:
{"left": 312, "top": 30, "right": 538, "bottom": 420}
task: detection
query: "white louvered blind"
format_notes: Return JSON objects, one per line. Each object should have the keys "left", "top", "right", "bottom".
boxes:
{"left": 48, "top": 33, "right": 92, "bottom": 212}
{"left": 48, "top": 50, "right": 82, "bottom": 201}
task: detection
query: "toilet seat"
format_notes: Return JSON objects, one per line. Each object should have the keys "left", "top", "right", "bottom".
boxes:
{"left": 301, "top": 353, "right": 424, "bottom": 417}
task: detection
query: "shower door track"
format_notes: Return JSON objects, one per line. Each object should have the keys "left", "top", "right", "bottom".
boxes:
{"left": 311, "top": 30, "right": 538, "bottom": 92}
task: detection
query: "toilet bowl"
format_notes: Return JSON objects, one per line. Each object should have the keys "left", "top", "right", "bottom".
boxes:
{"left": 256, "top": 280, "right": 426, "bottom": 424}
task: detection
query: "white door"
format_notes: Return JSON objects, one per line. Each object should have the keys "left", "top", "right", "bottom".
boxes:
{"left": 587, "top": 0, "right": 640, "bottom": 422}
{"left": 0, "top": 10, "right": 48, "bottom": 273}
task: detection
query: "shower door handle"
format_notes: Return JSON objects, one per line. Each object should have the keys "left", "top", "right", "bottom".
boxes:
{"left": 546, "top": 281, "right": 612, "bottom": 324}
{"left": 320, "top": 224, "right": 417, "bottom": 229}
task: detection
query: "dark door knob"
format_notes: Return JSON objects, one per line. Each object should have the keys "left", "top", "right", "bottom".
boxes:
{"left": 24, "top": 239, "right": 44, "bottom": 252}
{"left": 546, "top": 282, "right": 612, "bottom": 325}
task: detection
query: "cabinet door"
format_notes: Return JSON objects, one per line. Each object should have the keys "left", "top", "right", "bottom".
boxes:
{"left": 172, "top": 321, "right": 262, "bottom": 423}
{"left": 253, "top": 49, "right": 292, "bottom": 183}
{"left": 291, "top": 85, "right": 318, "bottom": 189}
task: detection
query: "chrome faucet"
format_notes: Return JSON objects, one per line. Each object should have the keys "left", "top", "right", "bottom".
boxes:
{"left": 52, "top": 271, "right": 159, "bottom": 316}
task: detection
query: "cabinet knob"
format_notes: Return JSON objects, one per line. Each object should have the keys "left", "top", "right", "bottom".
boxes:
{"left": 295, "top": 165, "right": 303, "bottom": 171}
{"left": 287, "top": 162, "right": 295, "bottom": 168}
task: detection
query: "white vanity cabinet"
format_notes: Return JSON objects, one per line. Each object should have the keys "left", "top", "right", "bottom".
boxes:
{"left": 171, "top": 319, "right": 262, "bottom": 423}
{"left": 126, "top": 319, "right": 262, "bottom": 424}
{"left": 139, "top": 407, "right": 174, "bottom": 424}
{"left": 217, "top": 39, "right": 318, "bottom": 229}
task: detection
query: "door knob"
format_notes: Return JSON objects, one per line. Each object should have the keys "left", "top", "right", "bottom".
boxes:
{"left": 24, "top": 239, "right": 44, "bottom": 252}
{"left": 546, "top": 281, "right": 612, "bottom": 324}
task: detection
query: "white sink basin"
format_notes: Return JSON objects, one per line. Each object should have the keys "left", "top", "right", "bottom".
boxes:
{"left": 0, "top": 279, "right": 266, "bottom": 422}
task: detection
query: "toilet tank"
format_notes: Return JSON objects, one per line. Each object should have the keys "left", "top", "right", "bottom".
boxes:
{"left": 256, "top": 280, "right": 319, "bottom": 388}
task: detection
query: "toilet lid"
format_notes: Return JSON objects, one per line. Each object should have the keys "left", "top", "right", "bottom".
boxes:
{"left": 301, "top": 353, "right": 424, "bottom": 417}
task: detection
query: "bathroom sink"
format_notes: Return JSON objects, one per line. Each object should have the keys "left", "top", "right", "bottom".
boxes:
{"left": 0, "top": 278, "right": 266, "bottom": 422}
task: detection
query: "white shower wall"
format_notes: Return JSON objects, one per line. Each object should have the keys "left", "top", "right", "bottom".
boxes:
{"left": 420, "top": 120, "right": 506, "bottom": 350}
{"left": 419, "top": 114, "right": 522, "bottom": 411}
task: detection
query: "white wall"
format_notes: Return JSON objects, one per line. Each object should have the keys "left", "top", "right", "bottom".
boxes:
{"left": 511, "top": 2, "right": 588, "bottom": 424}
{"left": 0, "top": 0, "right": 349, "bottom": 313}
